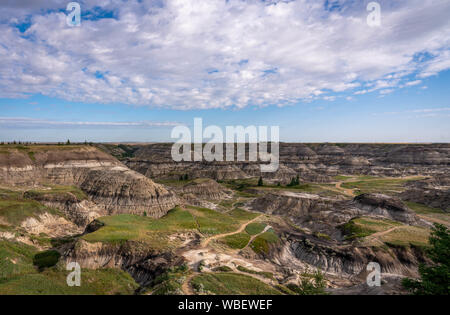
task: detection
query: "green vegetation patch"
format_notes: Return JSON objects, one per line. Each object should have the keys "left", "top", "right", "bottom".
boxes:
{"left": 339, "top": 217, "right": 400, "bottom": 240}
{"left": 227, "top": 208, "right": 259, "bottom": 222}
{"left": 212, "top": 266, "right": 233, "bottom": 272}
{"left": 0, "top": 240, "right": 37, "bottom": 281}
{"left": 381, "top": 226, "right": 430, "bottom": 248}
{"left": 220, "top": 233, "right": 251, "bottom": 249}
{"left": 0, "top": 188, "right": 23, "bottom": 200}
{"left": 0, "top": 268, "right": 138, "bottom": 295}
{"left": 405, "top": 202, "right": 449, "bottom": 225}
{"left": 245, "top": 222, "right": 266, "bottom": 235}
{"left": 82, "top": 207, "right": 196, "bottom": 247}
{"left": 82, "top": 206, "right": 258, "bottom": 248}
{"left": 25, "top": 185, "right": 87, "bottom": 201}
{"left": 33, "top": 250, "right": 61, "bottom": 270}
{"left": 250, "top": 229, "right": 279, "bottom": 255}
{"left": 188, "top": 206, "right": 241, "bottom": 236}
{"left": 341, "top": 177, "right": 424, "bottom": 195}
{"left": 150, "top": 264, "right": 189, "bottom": 295}
{"left": 236, "top": 265, "right": 273, "bottom": 279}
{"left": 191, "top": 272, "right": 281, "bottom": 295}
{"left": 0, "top": 199, "right": 61, "bottom": 225}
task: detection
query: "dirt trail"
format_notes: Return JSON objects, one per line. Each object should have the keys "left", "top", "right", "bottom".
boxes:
{"left": 361, "top": 226, "right": 402, "bottom": 246}
{"left": 242, "top": 225, "right": 272, "bottom": 250}
{"left": 417, "top": 214, "right": 450, "bottom": 227}
{"left": 181, "top": 273, "right": 196, "bottom": 295}
{"left": 368, "top": 226, "right": 400, "bottom": 239}
{"left": 201, "top": 215, "right": 262, "bottom": 247}
{"left": 334, "top": 181, "right": 356, "bottom": 197}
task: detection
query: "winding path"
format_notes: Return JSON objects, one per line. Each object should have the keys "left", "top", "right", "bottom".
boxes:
{"left": 334, "top": 181, "right": 357, "bottom": 197}
{"left": 201, "top": 214, "right": 262, "bottom": 247}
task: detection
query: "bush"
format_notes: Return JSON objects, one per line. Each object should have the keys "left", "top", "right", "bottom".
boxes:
{"left": 33, "top": 250, "right": 61, "bottom": 270}
{"left": 287, "top": 269, "right": 327, "bottom": 295}
{"left": 213, "top": 266, "right": 233, "bottom": 272}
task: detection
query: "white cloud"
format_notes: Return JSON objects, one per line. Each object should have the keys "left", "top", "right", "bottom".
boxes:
{"left": 0, "top": 117, "right": 180, "bottom": 127}
{"left": 373, "top": 107, "right": 450, "bottom": 117}
{"left": 0, "top": 0, "right": 449, "bottom": 109}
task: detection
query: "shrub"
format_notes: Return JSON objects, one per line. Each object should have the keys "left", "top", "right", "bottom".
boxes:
{"left": 33, "top": 250, "right": 61, "bottom": 270}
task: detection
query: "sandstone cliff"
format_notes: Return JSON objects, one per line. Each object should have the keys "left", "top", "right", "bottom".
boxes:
{"left": 112, "top": 143, "right": 450, "bottom": 183}
{"left": 0, "top": 145, "right": 177, "bottom": 220}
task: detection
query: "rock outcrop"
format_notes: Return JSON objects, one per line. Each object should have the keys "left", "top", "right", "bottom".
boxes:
{"left": 400, "top": 179, "right": 450, "bottom": 212}
{"left": 24, "top": 190, "right": 106, "bottom": 226}
{"left": 64, "top": 239, "right": 186, "bottom": 286}
{"left": 0, "top": 146, "right": 178, "bottom": 220}
{"left": 175, "top": 179, "right": 231, "bottom": 202}
{"left": 20, "top": 212, "right": 83, "bottom": 237}
{"left": 285, "top": 236, "right": 428, "bottom": 277}
{"left": 249, "top": 191, "right": 426, "bottom": 238}
{"left": 353, "top": 193, "right": 423, "bottom": 225}
{"left": 114, "top": 143, "right": 450, "bottom": 183}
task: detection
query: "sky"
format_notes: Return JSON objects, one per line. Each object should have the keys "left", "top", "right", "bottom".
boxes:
{"left": 0, "top": 0, "right": 449, "bottom": 143}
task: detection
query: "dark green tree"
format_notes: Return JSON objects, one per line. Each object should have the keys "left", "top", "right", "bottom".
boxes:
{"left": 258, "top": 176, "right": 263, "bottom": 186}
{"left": 288, "top": 176, "right": 299, "bottom": 187}
{"left": 402, "top": 223, "right": 449, "bottom": 295}
{"left": 66, "top": 139, "right": 71, "bottom": 145}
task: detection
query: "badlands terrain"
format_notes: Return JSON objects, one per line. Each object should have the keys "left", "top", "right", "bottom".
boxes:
{"left": 0, "top": 143, "right": 448, "bottom": 294}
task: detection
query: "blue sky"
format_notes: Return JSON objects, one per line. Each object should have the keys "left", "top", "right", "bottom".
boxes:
{"left": 0, "top": 0, "right": 449, "bottom": 142}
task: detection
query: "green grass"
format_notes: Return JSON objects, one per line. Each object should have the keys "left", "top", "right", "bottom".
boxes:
{"left": 236, "top": 265, "right": 273, "bottom": 279}
{"left": 150, "top": 264, "right": 189, "bottom": 295}
{"left": 405, "top": 201, "right": 449, "bottom": 225}
{"left": 339, "top": 217, "right": 400, "bottom": 240}
{"left": 0, "top": 268, "right": 139, "bottom": 295}
{"left": 0, "top": 199, "right": 61, "bottom": 225}
{"left": 0, "top": 188, "right": 22, "bottom": 200}
{"left": 333, "top": 175, "right": 354, "bottom": 181}
{"left": 250, "top": 229, "right": 279, "bottom": 255}
{"left": 25, "top": 185, "right": 87, "bottom": 201}
{"left": 188, "top": 206, "right": 241, "bottom": 236}
{"left": 245, "top": 223, "right": 266, "bottom": 235}
{"left": 82, "top": 207, "right": 196, "bottom": 247}
{"left": 218, "top": 200, "right": 234, "bottom": 209}
{"left": 212, "top": 266, "right": 233, "bottom": 272}
{"left": 341, "top": 177, "right": 424, "bottom": 195}
{"left": 227, "top": 208, "right": 259, "bottom": 222}
{"left": 405, "top": 202, "right": 446, "bottom": 215}
{"left": 154, "top": 179, "right": 195, "bottom": 187}
{"left": 0, "top": 238, "right": 138, "bottom": 295}
{"left": 191, "top": 273, "right": 281, "bottom": 295}
{"left": 220, "top": 233, "right": 251, "bottom": 249}
{"left": 380, "top": 226, "right": 430, "bottom": 248}
{"left": 0, "top": 240, "right": 37, "bottom": 281}
{"left": 225, "top": 178, "right": 344, "bottom": 198}
{"left": 82, "top": 206, "right": 252, "bottom": 247}
{"left": 314, "top": 232, "right": 331, "bottom": 240}
{"left": 340, "top": 216, "right": 430, "bottom": 247}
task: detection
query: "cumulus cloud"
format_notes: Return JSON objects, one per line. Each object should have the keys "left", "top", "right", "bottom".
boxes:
{"left": 0, "top": 0, "right": 449, "bottom": 109}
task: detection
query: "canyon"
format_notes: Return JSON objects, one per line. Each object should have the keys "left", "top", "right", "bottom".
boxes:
{"left": 0, "top": 143, "right": 448, "bottom": 295}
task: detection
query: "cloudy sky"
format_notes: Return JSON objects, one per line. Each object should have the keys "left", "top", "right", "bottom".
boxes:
{"left": 0, "top": 0, "right": 449, "bottom": 142}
